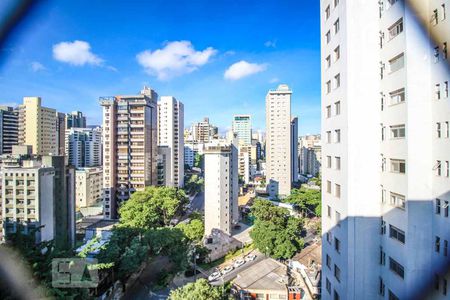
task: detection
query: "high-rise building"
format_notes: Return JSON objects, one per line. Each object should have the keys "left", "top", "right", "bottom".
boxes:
{"left": 157, "top": 145, "right": 171, "bottom": 186}
{"left": 0, "top": 106, "right": 18, "bottom": 155}
{"left": 299, "top": 135, "right": 321, "bottom": 177}
{"left": 291, "top": 117, "right": 299, "bottom": 183}
{"left": 320, "top": 1, "right": 450, "bottom": 299}
{"left": 100, "top": 86, "right": 158, "bottom": 219}
{"left": 66, "top": 111, "right": 87, "bottom": 129}
{"left": 56, "top": 112, "right": 66, "bottom": 156}
{"left": 75, "top": 167, "right": 103, "bottom": 209}
{"left": 157, "top": 96, "right": 184, "bottom": 187}
{"left": 265, "top": 84, "right": 293, "bottom": 198}
{"left": 238, "top": 145, "right": 251, "bottom": 184}
{"left": 204, "top": 141, "right": 238, "bottom": 236}
{"left": 192, "top": 117, "right": 218, "bottom": 143}
{"left": 65, "top": 127, "right": 102, "bottom": 168}
{"left": 232, "top": 115, "right": 252, "bottom": 145}
{"left": 18, "top": 97, "right": 57, "bottom": 155}
{"left": 1, "top": 156, "right": 75, "bottom": 247}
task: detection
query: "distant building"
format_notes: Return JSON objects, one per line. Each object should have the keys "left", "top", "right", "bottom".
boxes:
{"left": 0, "top": 106, "right": 18, "bottom": 155}
{"left": 75, "top": 167, "right": 103, "bottom": 209}
{"left": 66, "top": 111, "right": 86, "bottom": 129}
{"left": 238, "top": 145, "right": 251, "bottom": 184}
{"left": 156, "top": 145, "right": 171, "bottom": 186}
{"left": 65, "top": 127, "right": 102, "bottom": 168}
{"left": 291, "top": 117, "right": 299, "bottom": 182}
{"left": 191, "top": 117, "right": 218, "bottom": 143}
{"left": 232, "top": 115, "right": 252, "bottom": 145}
{"left": 299, "top": 135, "right": 321, "bottom": 177}
{"left": 157, "top": 96, "right": 184, "bottom": 187}
{"left": 56, "top": 112, "right": 66, "bottom": 156}
{"left": 18, "top": 97, "right": 57, "bottom": 155}
{"left": 100, "top": 86, "right": 158, "bottom": 219}
{"left": 204, "top": 141, "right": 238, "bottom": 236}
{"left": 266, "top": 84, "right": 296, "bottom": 198}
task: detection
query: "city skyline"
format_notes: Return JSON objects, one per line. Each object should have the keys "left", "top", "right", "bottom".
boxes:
{"left": 0, "top": 1, "right": 321, "bottom": 135}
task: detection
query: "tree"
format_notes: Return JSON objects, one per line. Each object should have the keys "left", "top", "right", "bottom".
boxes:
{"left": 176, "top": 219, "right": 204, "bottom": 243}
{"left": 283, "top": 187, "right": 321, "bottom": 217}
{"left": 168, "top": 279, "right": 222, "bottom": 300}
{"left": 118, "top": 186, "right": 188, "bottom": 229}
{"left": 250, "top": 199, "right": 305, "bottom": 259}
{"left": 193, "top": 153, "right": 204, "bottom": 169}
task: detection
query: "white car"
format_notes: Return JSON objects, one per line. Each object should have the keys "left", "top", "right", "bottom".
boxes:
{"left": 245, "top": 254, "right": 257, "bottom": 262}
{"left": 233, "top": 259, "right": 245, "bottom": 268}
{"left": 208, "top": 272, "right": 221, "bottom": 282}
{"left": 222, "top": 265, "right": 234, "bottom": 274}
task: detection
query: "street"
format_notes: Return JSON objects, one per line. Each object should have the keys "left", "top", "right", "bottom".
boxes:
{"left": 190, "top": 191, "right": 204, "bottom": 211}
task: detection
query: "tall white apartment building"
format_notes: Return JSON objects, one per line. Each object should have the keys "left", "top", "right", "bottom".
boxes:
{"left": 232, "top": 115, "right": 252, "bottom": 145}
{"left": 18, "top": 97, "right": 57, "bottom": 155}
{"left": 100, "top": 86, "right": 158, "bottom": 219}
{"left": 204, "top": 141, "right": 239, "bottom": 236}
{"left": 157, "top": 96, "right": 184, "bottom": 187}
{"left": 65, "top": 127, "right": 102, "bottom": 168}
{"left": 321, "top": 1, "right": 450, "bottom": 299}
{"left": 266, "top": 84, "right": 293, "bottom": 198}
{"left": 299, "top": 134, "right": 322, "bottom": 177}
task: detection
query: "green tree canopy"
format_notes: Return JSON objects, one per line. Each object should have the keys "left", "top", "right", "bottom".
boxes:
{"left": 176, "top": 219, "right": 204, "bottom": 243}
{"left": 168, "top": 279, "right": 222, "bottom": 300}
{"left": 118, "top": 186, "right": 188, "bottom": 229}
{"left": 250, "top": 199, "right": 305, "bottom": 259}
{"left": 283, "top": 187, "right": 321, "bottom": 217}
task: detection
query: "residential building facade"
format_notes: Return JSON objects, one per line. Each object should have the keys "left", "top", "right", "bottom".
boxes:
{"left": 75, "top": 167, "right": 103, "bottom": 209}
{"left": 232, "top": 115, "right": 252, "bottom": 145}
{"left": 65, "top": 127, "right": 102, "bottom": 168}
{"left": 299, "top": 135, "right": 322, "bottom": 177}
{"left": 0, "top": 106, "right": 18, "bottom": 155}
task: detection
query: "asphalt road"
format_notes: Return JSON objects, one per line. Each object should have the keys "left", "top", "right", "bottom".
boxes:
{"left": 190, "top": 191, "right": 204, "bottom": 211}
{"left": 207, "top": 251, "right": 265, "bottom": 286}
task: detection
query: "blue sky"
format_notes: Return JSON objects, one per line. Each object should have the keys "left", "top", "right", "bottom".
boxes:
{"left": 0, "top": 0, "right": 321, "bottom": 135}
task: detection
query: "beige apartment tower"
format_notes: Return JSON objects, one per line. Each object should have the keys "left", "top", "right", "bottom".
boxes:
{"left": 265, "top": 84, "right": 293, "bottom": 198}
{"left": 100, "top": 86, "right": 158, "bottom": 219}
{"left": 18, "top": 97, "right": 57, "bottom": 155}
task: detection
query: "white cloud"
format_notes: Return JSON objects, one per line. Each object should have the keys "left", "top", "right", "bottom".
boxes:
{"left": 269, "top": 77, "right": 279, "bottom": 83}
{"left": 53, "top": 40, "right": 103, "bottom": 66}
{"left": 264, "top": 40, "right": 277, "bottom": 48}
{"left": 224, "top": 60, "right": 267, "bottom": 80}
{"left": 136, "top": 40, "right": 217, "bottom": 80}
{"left": 30, "top": 61, "right": 45, "bottom": 72}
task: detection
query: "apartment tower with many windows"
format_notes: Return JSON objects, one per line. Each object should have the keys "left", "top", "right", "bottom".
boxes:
{"left": 100, "top": 86, "right": 158, "bottom": 219}
{"left": 157, "top": 96, "right": 184, "bottom": 188}
{"left": 321, "top": 0, "right": 450, "bottom": 299}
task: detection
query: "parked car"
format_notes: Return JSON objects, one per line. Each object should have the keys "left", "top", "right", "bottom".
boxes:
{"left": 208, "top": 271, "right": 221, "bottom": 282}
{"left": 245, "top": 254, "right": 257, "bottom": 262}
{"left": 222, "top": 265, "right": 234, "bottom": 274}
{"left": 234, "top": 259, "right": 245, "bottom": 268}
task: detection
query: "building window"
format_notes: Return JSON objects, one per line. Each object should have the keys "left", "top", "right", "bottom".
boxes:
{"left": 390, "top": 159, "right": 406, "bottom": 174}
{"left": 444, "top": 278, "right": 448, "bottom": 296}
{"left": 326, "top": 80, "right": 332, "bottom": 94}
{"left": 334, "top": 264, "right": 341, "bottom": 282}
{"left": 436, "top": 199, "right": 442, "bottom": 215}
{"left": 388, "top": 53, "right": 404, "bottom": 73}
{"left": 335, "top": 157, "right": 341, "bottom": 170}
{"left": 326, "top": 255, "right": 331, "bottom": 269}
{"left": 390, "top": 124, "right": 405, "bottom": 139}
{"left": 388, "top": 18, "right": 403, "bottom": 40}
{"left": 389, "top": 225, "right": 405, "bottom": 244}
{"left": 335, "top": 184, "right": 341, "bottom": 198}
{"left": 327, "top": 180, "right": 332, "bottom": 193}
{"left": 437, "top": 122, "right": 442, "bottom": 138}
{"left": 444, "top": 42, "right": 448, "bottom": 59}
{"left": 325, "top": 5, "right": 331, "bottom": 20}
{"left": 334, "top": 0, "right": 339, "bottom": 8}
{"left": 390, "top": 192, "right": 406, "bottom": 209}
{"left": 388, "top": 290, "right": 400, "bottom": 300}
{"left": 389, "top": 257, "right": 405, "bottom": 279}
{"left": 326, "top": 278, "right": 331, "bottom": 294}
{"left": 326, "top": 55, "right": 331, "bottom": 68}
{"left": 327, "top": 131, "right": 332, "bottom": 143}
{"left": 334, "top": 74, "right": 341, "bottom": 89}
{"left": 334, "top": 237, "right": 341, "bottom": 253}
{"left": 436, "top": 83, "right": 441, "bottom": 100}
{"left": 381, "top": 125, "right": 386, "bottom": 141}
{"left": 326, "top": 31, "right": 331, "bottom": 44}
{"left": 445, "top": 81, "right": 449, "bottom": 98}
{"left": 381, "top": 218, "right": 386, "bottom": 235}
{"left": 334, "top": 46, "right": 340, "bottom": 61}
{"left": 326, "top": 105, "right": 332, "bottom": 118}
{"left": 435, "top": 274, "right": 440, "bottom": 290}
{"left": 335, "top": 211, "right": 341, "bottom": 226}
{"left": 436, "top": 160, "right": 442, "bottom": 176}
{"left": 327, "top": 205, "right": 332, "bottom": 217}
{"left": 335, "top": 129, "right": 341, "bottom": 143}
{"left": 335, "top": 101, "right": 341, "bottom": 115}
{"left": 380, "top": 247, "right": 386, "bottom": 265}
{"left": 381, "top": 187, "right": 386, "bottom": 203}
{"left": 444, "top": 200, "right": 449, "bottom": 217}
{"left": 444, "top": 240, "right": 448, "bottom": 256}
{"left": 327, "top": 156, "right": 332, "bottom": 168}
{"left": 334, "top": 290, "right": 340, "bottom": 300}
{"left": 436, "top": 236, "right": 441, "bottom": 253}
{"left": 327, "top": 232, "right": 332, "bottom": 244}
{"left": 434, "top": 46, "right": 440, "bottom": 62}
{"left": 389, "top": 88, "right": 405, "bottom": 104}
{"left": 379, "top": 277, "right": 385, "bottom": 296}
{"left": 334, "top": 19, "right": 340, "bottom": 34}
